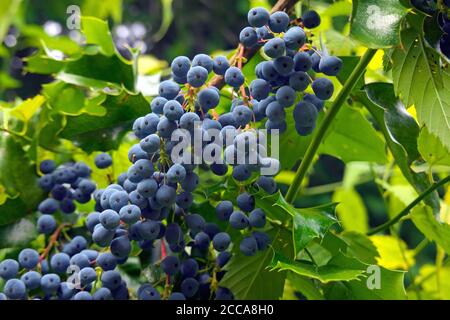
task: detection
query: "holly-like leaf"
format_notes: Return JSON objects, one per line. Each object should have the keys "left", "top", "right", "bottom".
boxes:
{"left": 0, "top": 136, "right": 44, "bottom": 225}
{"left": 411, "top": 206, "right": 450, "bottom": 255}
{"left": 292, "top": 204, "right": 338, "bottom": 256}
{"left": 320, "top": 105, "right": 388, "bottom": 164}
{"left": 59, "top": 91, "right": 149, "bottom": 152}
{"left": 81, "top": 17, "right": 116, "bottom": 56}
{"left": 363, "top": 82, "right": 440, "bottom": 213}
{"left": 219, "top": 227, "right": 291, "bottom": 300}
{"left": 391, "top": 25, "right": 450, "bottom": 152}
{"left": 350, "top": 0, "right": 408, "bottom": 48}
{"left": 418, "top": 127, "right": 450, "bottom": 168}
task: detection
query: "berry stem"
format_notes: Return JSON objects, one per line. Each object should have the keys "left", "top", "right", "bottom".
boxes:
{"left": 39, "top": 223, "right": 69, "bottom": 262}
{"left": 367, "top": 175, "right": 450, "bottom": 235}
{"left": 285, "top": 48, "right": 378, "bottom": 203}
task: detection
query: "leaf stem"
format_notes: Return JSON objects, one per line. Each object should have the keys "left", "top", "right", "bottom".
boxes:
{"left": 367, "top": 175, "right": 450, "bottom": 235}
{"left": 285, "top": 48, "right": 378, "bottom": 203}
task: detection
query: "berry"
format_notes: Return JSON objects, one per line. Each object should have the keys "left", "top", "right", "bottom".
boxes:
{"left": 312, "top": 78, "right": 334, "bottom": 100}
{"left": 229, "top": 211, "right": 249, "bottom": 229}
{"left": 236, "top": 192, "right": 255, "bottom": 212}
{"left": 138, "top": 284, "right": 161, "bottom": 300}
{"left": 239, "top": 26, "right": 258, "bottom": 47}
{"left": 181, "top": 277, "right": 199, "bottom": 297}
{"left": 50, "top": 253, "right": 71, "bottom": 273}
{"left": 319, "top": 56, "right": 343, "bottom": 76}
{"left": 0, "top": 259, "right": 19, "bottom": 280}
{"left": 284, "top": 26, "right": 306, "bottom": 50}
{"left": 240, "top": 236, "right": 258, "bottom": 256}
{"left": 224, "top": 67, "right": 245, "bottom": 88}
{"left": 161, "top": 256, "right": 180, "bottom": 275}
{"left": 95, "top": 153, "right": 112, "bottom": 169}
{"left": 213, "top": 56, "right": 230, "bottom": 75}
{"left": 18, "top": 248, "right": 39, "bottom": 270}
{"left": 21, "top": 271, "right": 41, "bottom": 290}
{"left": 159, "top": 80, "right": 180, "bottom": 99}
{"left": 37, "top": 215, "right": 57, "bottom": 234}
{"left": 192, "top": 54, "right": 214, "bottom": 73}
{"left": 4, "top": 279, "right": 26, "bottom": 299}
{"left": 302, "top": 10, "right": 321, "bottom": 29}
{"left": 40, "top": 160, "right": 56, "bottom": 174}
{"left": 216, "top": 200, "right": 234, "bottom": 221}
{"left": 248, "top": 7, "right": 270, "bottom": 27}
{"left": 101, "top": 270, "right": 122, "bottom": 291}
{"left": 187, "top": 66, "right": 208, "bottom": 87}
{"left": 269, "top": 11, "right": 290, "bottom": 33}
{"left": 198, "top": 88, "right": 220, "bottom": 110}
{"left": 263, "top": 38, "right": 286, "bottom": 58}
{"left": 171, "top": 56, "right": 191, "bottom": 77}
{"left": 212, "top": 232, "right": 231, "bottom": 251}
{"left": 249, "top": 208, "right": 266, "bottom": 228}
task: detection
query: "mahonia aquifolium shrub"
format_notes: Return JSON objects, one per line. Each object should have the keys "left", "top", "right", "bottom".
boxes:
{"left": 0, "top": 7, "right": 343, "bottom": 300}
{"left": 411, "top": 0, "right": 450, "bottom": 59}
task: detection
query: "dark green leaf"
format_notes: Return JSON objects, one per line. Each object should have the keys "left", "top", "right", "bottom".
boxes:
{"left": 350, "top": 0, "right": 408, "bottom": 48}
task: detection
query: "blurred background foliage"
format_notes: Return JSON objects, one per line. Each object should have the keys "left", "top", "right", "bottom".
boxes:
{"left": 0, "top": 0, "right": 449, "bottom": 300}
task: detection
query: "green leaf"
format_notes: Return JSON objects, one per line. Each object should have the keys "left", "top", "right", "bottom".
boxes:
{"left": 152, "top": 0, "right": 174, "bottom": 42}
{"left": 82, "top": 0, "right": 123, "bottom": 23}
{"left": 219, "top": 227, "right": 291, "bottom": 300}
{"left": 363, "top": 83, "right": 440, "bottom": 213}
{"left": 253, "top": 190, "right": 291, "bottom": 222}
{"left": 0, "top": 0, "right": 21, "bottom": 43}
{"left": 0, "top": 136, "right": 44, "bottom": 225}
{"left": 286, "top": 272, "right": 325, "bottom": 300}
{"left": 340, "top": 231, "right": 379, "bottom": 265}
{"left": 391, "top": 25, "right": 450, "bottom": 152}
{"left": 418, "top": 127, "right": 450, "bottom": 168}
{"left": 43, "top": 82, "right": 85, "bottom": 115}
{"left": 270, "top": 252, "right": 367, "bottom": 283}
{"left": 59, "top": 91, "right": 149, "bottom": 152}
{"left": 343, "top": 266, "right": 407, "bottom": 299}
{"left": 350, "top": 0, "right": 408, "bottom": 48}
{"left": 60, "top": 53, "right": 135, "bottom": 92}
{"left": 81, "top": 17, "right": 115, "bottom": 56}
{"left": 333, "top": 188, "right": 368, "bottom": 233}
{"left": 293, "top": 204, "right": 338, "bottom": 256}
{"left": 320, "top": 105, "right": 388, "bottom": 164}
{"left": 411, "top": 205, "right": 450, "bottom": 255}
{"left": 0, "top": 218, "right": 37, "bottom": 249}
{"left": 369, "top": 235, "right": 415, "bottom": 270}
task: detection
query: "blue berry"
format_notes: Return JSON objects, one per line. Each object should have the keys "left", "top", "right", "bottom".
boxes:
{"left": 253, "top": 231, "right": 271, "bottom": 250}
{"left": 263, "top": 38, "right": 285, "bottom": 58}
{"left": 248, "top": 7, "right": 270, "bottom": 27}
{"left": 0, "top": 259, "right": 19, "bottom": 280}
{"left": 100, "top": 209, "right": 121, "bottom": 230}
{"left": 216, "top": 200, "right": 234, "bottom": 221}
{"left": 294, "top": 51, "right": 313, "bottom": 72}
{"left": 50, "top": 253, "right": 70, "bottom": 273}
{"left": 217, "top": 251, "right": 232, "bottom": 268}
{"left": 4, "top": 279, "right": 26, "bottom": 299}
{"left": 79, "top": 267, "right": 97, "bottom": 286}
{"left": 276, "top": 85, "right": 296, "bottom": 108}
{"left": 269, "top": 11, "right": 290, "bottom": 33}
{"left": 138, "top": 284, "right": 161, "bottom": 300}
{"left": 159, "top": 80, "right": 180, "bottom": 99}
{"left": 150, "top": 97, "right": 167, "bottom": 114}
{"left": 192, "top": 54, "right": 213, "bottom": 73}
{"left": 213, "top": 56, "right": 230, "bottom": 75}
{"left": 38, "top": 198, "right": 59, "bottom": 214}
{"left": 237, "top": 192, "right": 255, "bottom": 212}
{"left": 96, "top": 252, "right": 117, "bottom": 271}
{"left": 198, "top": 88, "right": 220, "bottom": 110}
{"left": 312, "top": 78, "right": 334, "bottom": 100}
{"left": 249, "top": 208, "right": 266, "bottom": 228}
{"left": 181, "top": 277, "right": 199, "bottom": 298}
{"left": 212, "top": 232, "right": 231, "bottom": 251}
{"left": 40, "top": 273, "right": 61, "bottom": 294}
{"left": 110, "top": 236, "right": 132, "bottom": 259}
{"left": 229, "top": 211, "right": 249, "bottom": 229}
{"left": 273, "top": 56, "right": 294, "bottom": 76}
{"left": 18, "top": 249, "right": 39, "bottom": 270}
{"left": 37, "top": 215, "right": 57, "bottom": 235}
{"left": 240, "top": 236, "right": 258, "bottom": 256}
{"left": 21, "top": 271, "right": 41, "bottom": 290}
{"left": 163, "top": 100, "right": 184, "bottom": 121}
{"left": 187, "top": 66, "right": 208, "bottom": 87}
{"left": 171, "top": 56, "right": 191, "bottom": 77}
{"left": 93, "top": 287, "right": 113, "bottom": 300}
{"left": 249, "top": 79, "right": 271, "bottom": 100}
{"left": 40, "top": 160, "right": 56, "bottom": 174}
{"left": 161, "top": 256, "right": 180, "bottom": 275}
{"left": 319, "top": 56, "right": 343, "bottom": 76}
{"left": 239, "top": 26, "right": 258, "bottom": 47}
{"left": 284, "top": 26, "right": 306, "bottom": 50}
{"left": 302, "top": 10, "right": 321, "bottom": 29}
{"left": 255, "top": 176, "right": 277, "bottom": 194}
{"left": 181, "top": 258, "right": 199, "bottom": 278}
{"left": 73, "top": 291, "right": 93, "bottom": 300}
{"left": 224, "top": 67, "right": 245, "bottom": 88}
{"left": 101, "top": 270, "right": 122, "bottom": 290}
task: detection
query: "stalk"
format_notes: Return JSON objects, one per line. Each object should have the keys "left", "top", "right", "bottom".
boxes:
{"left": 285, "top": 48, "right": 378, "bottom": 203}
